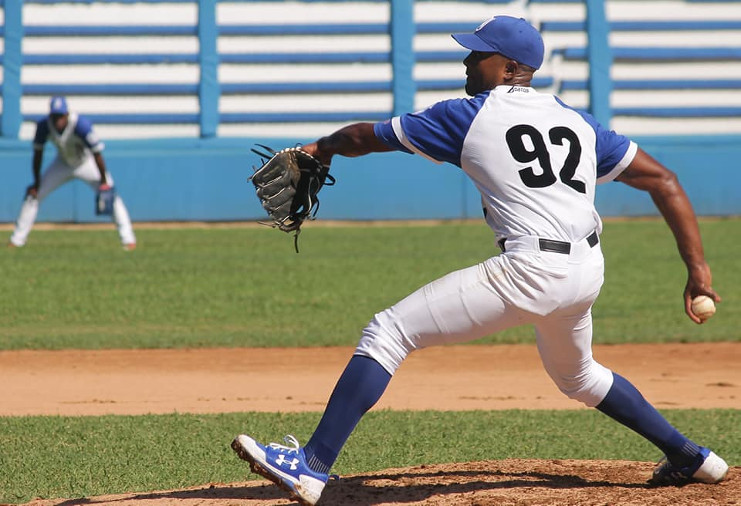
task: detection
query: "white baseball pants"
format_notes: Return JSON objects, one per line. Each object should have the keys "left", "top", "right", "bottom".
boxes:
{"left": 355, "top": 234, "right": 614, "bottom": 407}
{"left": 9, "top": 156, "right": 136, "bottom": 247}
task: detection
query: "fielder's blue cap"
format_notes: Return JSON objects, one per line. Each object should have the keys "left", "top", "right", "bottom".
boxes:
{"left": 452, "top": 16, "right": 544, "bottom": 70}
{"left": 49, "top": 96, "right": 68, "bottom": 115}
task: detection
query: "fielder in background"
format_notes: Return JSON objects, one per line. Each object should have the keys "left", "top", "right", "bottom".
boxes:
{"left": 8, "top": 96, "right": 137, "bottom": 250}
{"left": 232, "top": 16, "right": 727, "bottom": 505}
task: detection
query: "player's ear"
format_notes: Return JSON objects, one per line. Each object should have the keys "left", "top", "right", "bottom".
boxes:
{"left": 505, "top": 60, "right": 517, "bottom": 75}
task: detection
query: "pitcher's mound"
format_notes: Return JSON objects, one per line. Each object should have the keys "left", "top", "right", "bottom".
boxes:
{"left": 24, "top": 459, "right": 738, "bottom": 506}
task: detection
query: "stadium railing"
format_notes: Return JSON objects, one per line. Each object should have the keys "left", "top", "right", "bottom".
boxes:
{"left": 549, "top": 19, "right": 741, "bottom": 118}
{"left": 2, "top": 0, "right": 741, "bottom": 138}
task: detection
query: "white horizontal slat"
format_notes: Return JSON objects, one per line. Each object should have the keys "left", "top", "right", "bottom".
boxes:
{"left": 219, "top": 122, "right": 356, "bottom": 138}
{"left": 529, "top": 2, "right": 586, "bottom": 22}
{"left": 414, "top": 33, "right": 465, "bottom": 52}
{"left": 23, "top": 3, "right": 197, "bottom": 25}
{"left": 22, "top": 96, "right": 200, "bottom": 115}
{"left": 22, "top": 65, "right": 200, "bottom": 84}
{"left": 219, "top": 35, "right": 390, "bottom": 53}
{"left": 19, "top": 122, "right": 200, "bottom": 140}
{"left": 612, "top": 89, "right": 741, "bottom": 107}
{"left": 542, "top": 32, "right": 588, "bottom": 49}
{"left": 22, "top": 37, "right": 198, "bottom": 54}
{"left": 220, "top": 94, "right": 392, "bottom": 113}
{"left": 613, "top": 116, "right": 741, "bottom": 136}
{"left": 219, "top": 63, "right": 392, "bottom": 83}
{"left": 608, "top": 1, "right": 741, "bottom": 21}
{"left": 611, "top": 61, "right": 741, "bottom": 79}
{"left": 414, "top": 2, "right": 527, "bottom": 22}
{"left": 610, "top": 31, "right": 741, "bottom": 47}
{"left": 217, "top": 2, "right": 389, "bottom": 24}
{"left": 414, "top": 62, "right": 466, "bottom": 80}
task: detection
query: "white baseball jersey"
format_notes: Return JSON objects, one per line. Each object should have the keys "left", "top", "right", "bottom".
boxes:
{"left": 374, "top": 85, "right": 637, "bottom": 243}
{"left": 33, "top": 112, "right": 105, "bottom": 167}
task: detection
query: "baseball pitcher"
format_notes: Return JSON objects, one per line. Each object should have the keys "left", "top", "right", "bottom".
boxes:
{"left": 232, "top": 16, "right": 728, "bottom": 505}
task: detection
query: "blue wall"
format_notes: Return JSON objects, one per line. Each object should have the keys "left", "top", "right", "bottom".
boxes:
{"left": 1, "top": 135, "right": 739, "bottom": 224}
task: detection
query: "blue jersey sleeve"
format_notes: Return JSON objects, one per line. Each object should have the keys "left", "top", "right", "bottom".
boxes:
{"left": 581, "top": 113, "right": 632, "bottom": 179}
{"left": 374, "top": 94, "right": 488, "bottom": 167}
{"left": 33, "top": 119, "right": 49, "bottom": 149}
{"left": 374, "top": 119, "right": 413, "bottom": 154}
{"left": 74, "top": 116, "right": 104, "bottom": 152}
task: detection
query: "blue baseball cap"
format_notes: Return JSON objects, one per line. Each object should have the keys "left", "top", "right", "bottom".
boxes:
{"left": 49, "top": 96, "right": 68, "bottom": 115}
{"left": 452, "top": 16, "right": 544, "bottom": 70}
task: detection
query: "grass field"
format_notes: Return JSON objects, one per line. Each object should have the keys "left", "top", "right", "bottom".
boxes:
{"left": 1, "top": 410, "right": 739, "bottom": 503}
{"left": 1, "top": 219, "right": 739, "bottom": 349}
{"left": 1, "top": 219, "right": 739, "bottom": 503}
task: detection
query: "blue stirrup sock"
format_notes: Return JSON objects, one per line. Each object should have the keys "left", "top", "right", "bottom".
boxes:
{"left": 596, "top": 372, "right": 701, "bottom": 467}
{"left": 304, "top": 355, "right": 392, "bottom": 474}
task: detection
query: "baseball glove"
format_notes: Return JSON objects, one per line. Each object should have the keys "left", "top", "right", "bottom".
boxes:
{"left": 250, "top": 144, "right": 335, "bottom": 251}
{"left": 95, "top": 185, "right": 115, "bottom": 216}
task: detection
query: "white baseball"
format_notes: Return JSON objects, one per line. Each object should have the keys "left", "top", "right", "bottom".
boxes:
{"left": 691, "top": 295, "right": 716, "bottom": 321}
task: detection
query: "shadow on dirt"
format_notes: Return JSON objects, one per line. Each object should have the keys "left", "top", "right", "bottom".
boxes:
{"left": 320, "top": 468, "right": 653, "bottom": 505}
{"left": 50, "top": 465, "right": 655, "bottom": 506}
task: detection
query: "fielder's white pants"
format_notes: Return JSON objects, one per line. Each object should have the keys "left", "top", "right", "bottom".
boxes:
{"left": 355, "top": 234, "right": 614, "bottom": 407}
{"left": 9, "top": 156, "right": 136, "bottom": 247}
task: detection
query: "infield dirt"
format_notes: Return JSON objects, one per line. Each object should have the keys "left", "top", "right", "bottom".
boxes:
{"left": 8, "top": 342, "right": 740, "bottom": 505}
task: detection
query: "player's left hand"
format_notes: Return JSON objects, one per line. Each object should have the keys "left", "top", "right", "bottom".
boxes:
{"left": 683, "top": 261, "right": 721, "bottom": 324}
{"left": 300, "top": 142, "right": 332, "bottom": 167}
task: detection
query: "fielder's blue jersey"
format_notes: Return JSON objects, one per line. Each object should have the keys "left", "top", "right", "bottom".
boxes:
{"left": 374, "top": 85, "right": 637, "bottom": 243}
{"left": 33, "top": 113, "right": 104, "bottom": 167}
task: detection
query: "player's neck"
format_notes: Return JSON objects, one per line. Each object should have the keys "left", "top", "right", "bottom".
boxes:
{"left": 503, "top": 69, "right": 534, "bottom": 88}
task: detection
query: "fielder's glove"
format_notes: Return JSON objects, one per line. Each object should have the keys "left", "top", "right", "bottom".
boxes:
{"left": 95, "top": 185, "right": 115, "bottom": 216}
{"left": 250, "top": 144, "right": 335, "bottom": 251}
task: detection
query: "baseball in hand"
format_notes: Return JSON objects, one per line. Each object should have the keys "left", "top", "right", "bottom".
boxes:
{"left": 691, "top": 295, "right": 716, "bottom": 321}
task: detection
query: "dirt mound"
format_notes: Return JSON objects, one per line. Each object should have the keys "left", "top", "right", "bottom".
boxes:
{"left": 24, "top": 459, "right": 738, "bottom": 506}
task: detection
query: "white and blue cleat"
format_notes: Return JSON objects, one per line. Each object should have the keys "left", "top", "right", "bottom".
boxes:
{"left": 649, "top": 447, "right": 729, "bottom": 486}
{"left": 232, "top": 434, "right": 329, "bottom": 505}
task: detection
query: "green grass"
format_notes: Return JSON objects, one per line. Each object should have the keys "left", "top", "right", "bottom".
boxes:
{"left": 1, "top": 409, "right": 738, "bottom": 503}
{"left": 0, "top": 220, "right": 739, "bottom": 503}
{"left": 1, "top": 218, "right": 739, "bottom": 349}
{"left": 597, "top": 218, "right": 741, "bottom": 343}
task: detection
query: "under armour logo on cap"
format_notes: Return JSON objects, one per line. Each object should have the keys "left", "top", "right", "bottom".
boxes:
{"left": 476, "top": 17, "right": 496, "bottom": 32}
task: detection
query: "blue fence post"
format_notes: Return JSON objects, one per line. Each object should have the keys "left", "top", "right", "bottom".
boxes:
{"left": 390, "top": 0, "right": 415, "bottom": 116}
{"left": 585, "top": 0, "right": 612, "bottom": 127}
{"left": 1, "top": 0, "right": 23, "bottom": 139}
{"left": 198, "top": 0, "right": 219, "bottom": 138}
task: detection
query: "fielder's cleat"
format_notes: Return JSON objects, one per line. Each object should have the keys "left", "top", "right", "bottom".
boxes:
{"left": 649, "top": 447, "right": 729, "bottom": 486}
{"left": 232, "top": 434, "right": 328, "bottom": 506}
{"left": 123, "top": 243, "right": 137, "bottom": 251}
